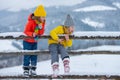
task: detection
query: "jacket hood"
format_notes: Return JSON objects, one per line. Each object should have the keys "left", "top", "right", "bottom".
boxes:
{"left": 28, "top": 14, "right": 34, "bottom": 21}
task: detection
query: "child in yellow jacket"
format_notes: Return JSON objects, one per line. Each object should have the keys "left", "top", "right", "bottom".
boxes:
{"left": 48, "top": 14, "right": 74, "bottom": 77}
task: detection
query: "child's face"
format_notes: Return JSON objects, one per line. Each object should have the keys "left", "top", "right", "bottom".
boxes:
{"left": 68, "top": 26, "right": 74, "bottom": 34}
{"left": 38, "top": 17, "right": 46, "bottom": 23}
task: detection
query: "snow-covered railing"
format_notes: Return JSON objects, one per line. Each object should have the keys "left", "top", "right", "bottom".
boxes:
{"left": 1, "top": 32, "right": 120, "bottom": 40}
{"left": 1, "top": 32, "right": 120, "bottom": 79}
{"left": 0, "top": 50, "right": 120, "bottom": 55}
{"left": 0, "top": 75, "right": 119, "bottom": 79}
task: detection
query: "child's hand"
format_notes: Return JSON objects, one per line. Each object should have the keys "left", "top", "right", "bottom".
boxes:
{"left": 38, "top": 24, "right": 42, "bottom": 29}
{"left": 33, "top": 32, "right": 37, "bottom": 37}
{"left": 65, "top": 34, "right": 69, "bottom": 41}
{"left": 58, "top": 39, "right": 64, "bottom": 44}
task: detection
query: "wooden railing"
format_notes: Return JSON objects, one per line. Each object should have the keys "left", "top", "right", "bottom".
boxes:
{"left": 1, "top": 34, "right": 120, "bottom": 40}
{"left": 0, "top": 75, "right": 119, "bottom": 79}
{"left": 0, "top": 33, "right": 120, "bottom": 79}
{"left": 0, "top": 50, "right": 120, "bottom": 55}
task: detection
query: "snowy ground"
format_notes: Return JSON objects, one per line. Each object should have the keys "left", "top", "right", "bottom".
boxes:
{"left": 0, "top": 45, "right": 120, "bottom": 76}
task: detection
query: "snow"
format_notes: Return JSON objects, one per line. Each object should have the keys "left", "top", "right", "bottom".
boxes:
{"left": 0, "top": 32, "right": 25, "bottom": 37}
{"left": 1, "top": 45, "right": 120, "bottom": 53}
{"left": 74, "top": 5, "right": 117, "bottom": 12}
{"left": 113, "top": 2, "right": 120, "bottom": 9}
{"left": 0, "top": 0, "right": 86, "bottom": 12}
{"left": 75, "top": 45, "right": 120, "bottom": 51}
{"left": 1, "top": 31, "right": 120, "bottom": 38}
{"left": 0, "top": 45, "right": 120, "bottom": 76}
{"left": 0, "top": 32, "right": 120, "bottom": 76}
{"left": 0, "top": 50, "right": 44, "bottom": 53}
{"left": 0, "top": 40, "right": 19, "bottom": 51}
{"left": 0, "top": 32, "right": 23, "bottom": 51}
{"left": 81, "top": 18, "right": 105, "bottom": 28}
{"left": 73, "top": 31, "right": 120, "bottom": 37}
{"left": 0, "top": 53, "right": 120, "bottom": 76}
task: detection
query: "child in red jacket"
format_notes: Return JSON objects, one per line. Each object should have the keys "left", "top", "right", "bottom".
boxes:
{"left": 23, "top": 5, "right": 46, "bottom": 77}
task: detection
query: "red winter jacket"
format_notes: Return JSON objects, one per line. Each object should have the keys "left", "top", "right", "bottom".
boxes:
{"left": 24, "top": 14, "right": 45, "bottom": 43}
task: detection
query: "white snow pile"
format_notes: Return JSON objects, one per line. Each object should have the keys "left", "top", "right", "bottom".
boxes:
{"left": 0, "top": 32, "right": 25, "bottom": 37}
{"left": 74, "top": 5, "right": 117, "bottom": 12}
{"left": 0, "top": 32, "right": 23, "bottom": 51}
{"left": 81, "top": 18, "right": 105, "bottom": 28}
{"left": 0, "top": 40, "right": 20, "bottom": 51}
{"left": 73, "top": 31, "right": 120, "bottom": 37}
{"left": 113, "top": 2, "right": 120, "bottom": 9}
{"left": 75, "top": 45, "right": 120, "bottom": 52}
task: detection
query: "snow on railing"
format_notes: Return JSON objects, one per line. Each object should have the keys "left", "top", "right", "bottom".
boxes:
{"left": 0, "top": 32, "right": 120, "bottom": 55}
{"left": 0, "top": 50, "right": 120, "bottom": 55}
{"left": 1, "top": 32, "right": 120, "bottom": 40}
{"left": 0, "top": 75, "right": 120, "bottom": 79}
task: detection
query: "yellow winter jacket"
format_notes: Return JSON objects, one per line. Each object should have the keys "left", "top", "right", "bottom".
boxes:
{"left": 48, "top": 25, "right": 72, "bottom": 47}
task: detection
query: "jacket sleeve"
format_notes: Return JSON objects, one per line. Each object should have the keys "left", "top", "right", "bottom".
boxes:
{"left": 50, "top": 26, "right": 61, "bottom": 41}
{"left": 24, "top": 21, "right": 33, "bottom": 37}
{"left": 66, "top": 39, "right": 73, "bottom": 47}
